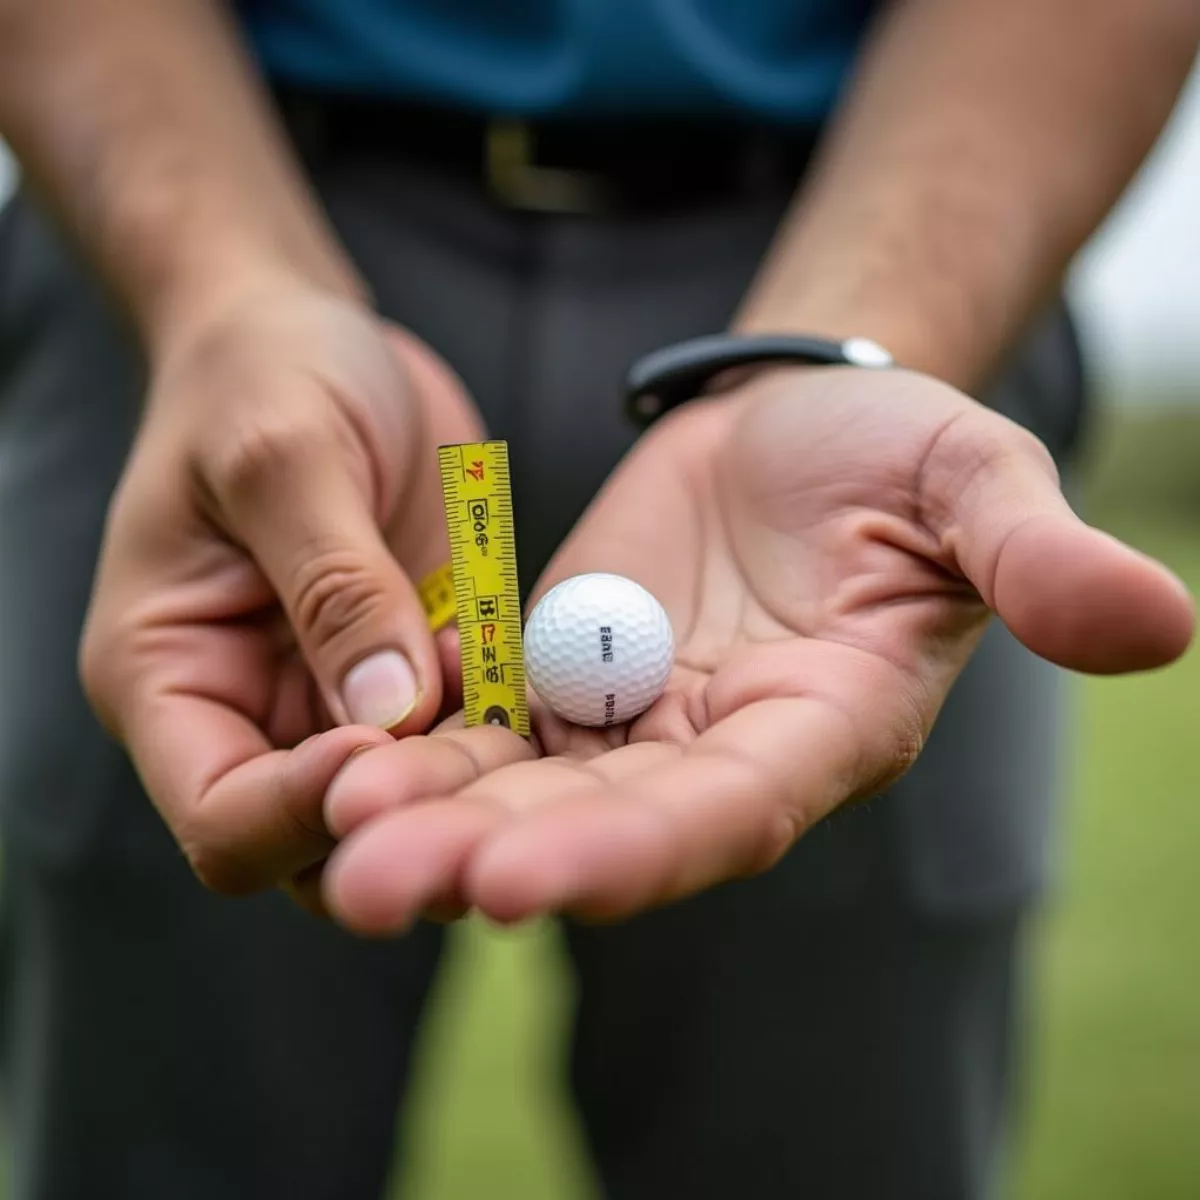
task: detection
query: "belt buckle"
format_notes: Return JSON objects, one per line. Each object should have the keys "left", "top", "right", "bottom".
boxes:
{"left": 485, "top": 120, "right": 611, "bottom": 214}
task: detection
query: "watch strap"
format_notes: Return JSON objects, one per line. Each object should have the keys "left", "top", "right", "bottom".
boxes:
{"left": 623, "top": 332, "right": 893, "bottom": 426}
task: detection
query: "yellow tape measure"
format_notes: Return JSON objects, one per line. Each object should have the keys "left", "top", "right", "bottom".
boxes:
{"left": 417, "top": 563, "right": 457, "bottom": 633}
{"left": 435, "top": 441, "right": 530, "bottom": 737}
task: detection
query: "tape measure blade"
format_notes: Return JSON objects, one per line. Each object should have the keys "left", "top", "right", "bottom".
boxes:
{"left": 437, "top": 441, "right": 529, "bottom": 737}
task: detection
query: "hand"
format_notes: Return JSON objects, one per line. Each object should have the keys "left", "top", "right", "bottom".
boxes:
{"left": 80, "top": 285, "right": 484, "bottom": 906}
{"left": 319, "top": 366, "right": 1194, "bottom": 934}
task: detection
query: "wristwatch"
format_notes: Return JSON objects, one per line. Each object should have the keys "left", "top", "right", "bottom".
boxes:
{"left": 623, "top": 332, "right": 894, "bottom": 427}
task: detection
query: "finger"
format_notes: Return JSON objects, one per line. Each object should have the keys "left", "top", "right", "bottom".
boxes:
{"left": 201, "top": 416, "right": 444, "bottom": 733}
{"left": 925, "top": 419, "right": 1194, "bottom": 673}
{"left": 323, "top": 722, "right": 534, "bottom": 838}
{"left": 283, "top": 860, "right": 333, "bottom": 921}
{"left": 128, "top": 691, "right": 393, "bottom": 895}
{"left": 325, "top": 758, "right": 592, "bottom": 934}
{"left": 465, "top": 699, "right": 862, "bottom": 922}
{"left": 324, "top": 800, "right": 503, "bottom": 935}
{"left": 325, "top": 741, "right": 677, "bottom": 933}
{"left": 435, "top": 625, "right": 465, "bottom": 717}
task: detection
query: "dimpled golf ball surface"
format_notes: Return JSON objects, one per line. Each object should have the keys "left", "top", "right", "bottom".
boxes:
{"left": 524, "top": 573, "right": 674, "bottom": 727}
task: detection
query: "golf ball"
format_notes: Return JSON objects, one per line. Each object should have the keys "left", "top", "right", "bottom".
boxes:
{"left": 523, "top": 573, "right": 674, "bottom": 727}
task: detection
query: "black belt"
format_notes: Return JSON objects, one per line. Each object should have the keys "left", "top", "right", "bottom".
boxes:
{"left": 272, "top": 86, "right": 823, "bottom": 215}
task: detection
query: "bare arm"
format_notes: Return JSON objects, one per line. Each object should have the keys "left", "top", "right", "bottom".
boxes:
{"left": 317, "top": 1, "right": 1199, "bottom": 933}
{"left": 0, "top": 0, "right": 486, "bottom": 904}
{"left": 737, "top": 0, "right": 1200, "bottom": 391}
{"left": 0, "top": 0, "right": 362, "bottom": 352}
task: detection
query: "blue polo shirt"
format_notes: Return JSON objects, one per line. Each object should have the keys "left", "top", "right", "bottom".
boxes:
{"left": 236, "top": 1, "right": 879, "bottom": 125}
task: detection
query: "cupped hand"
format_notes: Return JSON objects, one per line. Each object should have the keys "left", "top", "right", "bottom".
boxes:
{"left": 322, "top": 366, "right": 1195, "bottom": 934}
{"left": 80, "top": 285, "right": 484, "bottom": 902}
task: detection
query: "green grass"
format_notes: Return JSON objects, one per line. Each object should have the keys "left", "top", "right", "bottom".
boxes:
{"left": 389, "top": 413, "right": 1200, "bottom": 1200}
{"left": 1010, "top": 514, "right": 1200, "bottom": 1200}
{"left": 394, "top": 919, "right": 595, "bottom": 1200}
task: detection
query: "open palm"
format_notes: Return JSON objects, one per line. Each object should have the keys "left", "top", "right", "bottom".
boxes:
{"left": 322, "top": 367, "right": 1194, "bottom": 934}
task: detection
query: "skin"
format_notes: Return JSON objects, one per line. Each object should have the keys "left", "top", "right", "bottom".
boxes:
{"left": 321, "top": 370, "right": 1194, "bottom": 930}
{"left": 81, "top": 293, "right": 483, "bottom": 897}
{"left": 0, "top": 0, "right": 1196, "bottom": 931}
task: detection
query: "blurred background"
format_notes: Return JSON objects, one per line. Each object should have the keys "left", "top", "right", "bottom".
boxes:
{"left": 2, "top": 58, "right": 1198, "bottom": 1200}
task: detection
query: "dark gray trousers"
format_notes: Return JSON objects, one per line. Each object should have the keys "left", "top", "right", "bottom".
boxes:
{"left": 0, "top": 118, "right": 1084, "bottom": 1199}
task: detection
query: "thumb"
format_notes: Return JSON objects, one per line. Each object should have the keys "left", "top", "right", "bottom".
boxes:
{"left": 208, "top": 421, "right": 443, "bottom": 732}
{"left": 935, "top": 428, "right": 1194, "bottom": 675}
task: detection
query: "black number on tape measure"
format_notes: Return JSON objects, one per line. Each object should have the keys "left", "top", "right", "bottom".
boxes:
{"left": 468, "top": 498, "right": 490, "bottom": 554}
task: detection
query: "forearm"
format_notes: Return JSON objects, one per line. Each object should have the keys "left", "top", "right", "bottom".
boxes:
{"left": 736, "top": 0, "right": 1200, "bottom": 391}
{"left": 0, "top": 0, "right": 364, "bottom": 356}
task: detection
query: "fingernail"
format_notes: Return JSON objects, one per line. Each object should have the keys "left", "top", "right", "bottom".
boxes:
{"left": 342, "top": 651, "right": 419, "bottom": 729}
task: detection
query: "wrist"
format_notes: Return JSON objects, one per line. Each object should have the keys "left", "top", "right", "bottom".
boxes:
{"left": 143, "top": 238, "right": 368, "bottom": 368}
{"left": 733, "top": 295, "right": 966, "bottom": 386}
{"left": 731, "top": 221, "right": 1016, "bottom": 392}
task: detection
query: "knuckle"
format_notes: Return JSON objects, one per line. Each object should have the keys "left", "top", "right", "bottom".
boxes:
{"left": 974, "top": 415, "right": 1058, "bottom": 481}
{"left": 746, "top": 809, "right": 801, "bottom": 877}
{"left": 882, "top": 715, "right": 926, "bottom": 787}
{"left": 859, "top": 693, "right": 928, "bottom": 798}
{"left": 1009, "top": 423, "right": 1059, "bottom": 481}
{"left": 205, "top": 417, "right": 322, "bottom": 508}
{"left": 290, "top": 546, "right": 393, "bottom": 650}
{"left": 814, "top": 666, "right": 929, "bottom": 807}
{"left": 77, "top": 613, "right": 122, "bottom": 735}
{"left": 920, "top": 409, "right": 1060, "bottom": 519}
{"left": 77, "top": 621, "right": 108, "bottom": 709}
{"left": 180, "top": 825, "right": 259, "bottom": 898}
